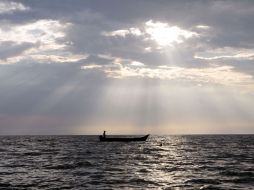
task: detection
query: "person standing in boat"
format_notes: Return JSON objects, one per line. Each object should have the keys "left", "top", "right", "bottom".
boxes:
{"left": 103, "top": 131, "right": 106, "bottom": 138}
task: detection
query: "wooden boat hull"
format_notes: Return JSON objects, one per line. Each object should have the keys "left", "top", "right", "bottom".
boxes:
{"left": 99, "top": 134, "right": 149, "bottom": 142}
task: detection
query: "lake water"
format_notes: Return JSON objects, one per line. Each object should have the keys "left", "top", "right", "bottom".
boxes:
{"left": 0, "top": 135, "right": 253, "bottom": 189}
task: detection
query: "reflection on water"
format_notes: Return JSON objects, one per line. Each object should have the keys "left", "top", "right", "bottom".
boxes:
{"left": 0, "top": 135, "right": 253, "bottom": 189}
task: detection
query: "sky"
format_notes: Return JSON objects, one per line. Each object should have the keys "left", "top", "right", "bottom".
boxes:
{"left": 0, "top": 0, "right": 254, "bottom": 135}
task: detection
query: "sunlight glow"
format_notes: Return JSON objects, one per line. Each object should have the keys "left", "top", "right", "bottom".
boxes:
{"left": 102, "top": 20, "right": 198, "bottom": 49}
{"left": 145, "top": 20, "right": 198, "bottom": 47}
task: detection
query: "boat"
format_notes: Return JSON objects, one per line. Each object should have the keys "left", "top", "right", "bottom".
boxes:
{"left": 99, "top": 134, "right": 149, "bottom": 142}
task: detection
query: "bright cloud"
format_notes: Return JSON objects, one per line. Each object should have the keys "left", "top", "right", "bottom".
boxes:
{"left": 82, "top": 61, "right": 254, "bottom": 88}
{"left": 27, "top": 54, "right": 88, "bottom": 63}
{"left": 195, "top": 47, "right": 254, "bottom": 60}
{"left": 0, "top": 20, "right": 86, "bottom": 64}
{"left": 0, "top": 20, "right": 68, "bottom": 46}
{"left": 196, "top": 25, "right": 210, "bottom": 30}
{"left": 109, "top": 65, "right": 253, "bottom": 86}
{"left": 130, "top": 61, "right": 145, "bottom": 67}
{"left": 81, "top": 64, "right": 103, "bottom": 70}
{"left": 102, "top": 27, "right": 142, "bottom": 37}
{"left": 0, "top": 1, "right": 29, "bottom": 14}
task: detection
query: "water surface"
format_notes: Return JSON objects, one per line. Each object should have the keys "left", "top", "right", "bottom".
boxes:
{"left": 0, "top": 135, "right": 253, "bottom": 189}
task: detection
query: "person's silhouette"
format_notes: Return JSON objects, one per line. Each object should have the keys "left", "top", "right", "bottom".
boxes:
{"left": 103, "top": 131, "right": 106, "bottom": 138}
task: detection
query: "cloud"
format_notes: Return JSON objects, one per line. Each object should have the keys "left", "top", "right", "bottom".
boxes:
{"left": 102, "top": 28, "right": 142, "bottom": 37}
{"left": 0, "top": 19, "right": 67, "bottom": 46}
{"left": 196, "top": 25, "right": 210, "bottom": 30}
{"left": 130, "top": 61, "right": 145, "bottom": 67}
{"left": 102, "top": 20, "right": 198, "bottom": 49}
{"left": 195, "top": 47, "right": 254, "bottom": 60}
{"left": 0, "top": 19, "right": 87, "bottom": 64}
{"left": 81, "top": 62, "right": 254, "bottom": 89}
{"left": 81, "top": 64, "right": 103, "bottom": 70}
{"left": 0, "top": 1, "right": 29, "bottom": 14}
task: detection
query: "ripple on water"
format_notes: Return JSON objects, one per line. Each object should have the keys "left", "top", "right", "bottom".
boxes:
{"left": 45, "top": 161, "right": 93, "bottom": 169}
{"left": 184, "top": 178, "right": 221, "bottom": 185}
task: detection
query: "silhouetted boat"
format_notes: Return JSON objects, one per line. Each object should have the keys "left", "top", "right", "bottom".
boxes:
{"left": 99, "top": 134, "right": 149, "bottom": 142}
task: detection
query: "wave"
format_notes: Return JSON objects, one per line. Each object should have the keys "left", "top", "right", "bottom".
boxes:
{"left": 45, "top": 161, "right": 93, "bottom": 169}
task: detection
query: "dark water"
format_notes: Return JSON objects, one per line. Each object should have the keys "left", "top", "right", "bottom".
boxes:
{"left": 0, "top": 135, "right": 253, "bottom": 190}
